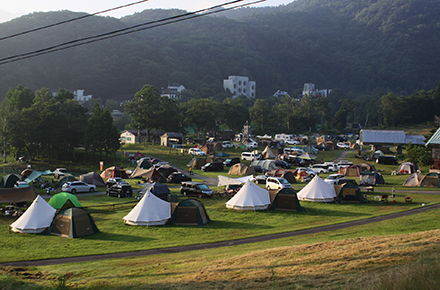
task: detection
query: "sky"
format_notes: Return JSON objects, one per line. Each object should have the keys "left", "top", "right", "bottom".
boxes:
{"left": 0, "top": 0, "right": 294, "bottom": 23}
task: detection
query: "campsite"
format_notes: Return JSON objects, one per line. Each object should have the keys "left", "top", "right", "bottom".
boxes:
{"left": 1, "top": 142, "right": 440, "bottom": 289}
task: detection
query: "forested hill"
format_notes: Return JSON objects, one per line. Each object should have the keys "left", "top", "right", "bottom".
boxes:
{"left": 0, "top": 0, "right": 439, "bottom": 101}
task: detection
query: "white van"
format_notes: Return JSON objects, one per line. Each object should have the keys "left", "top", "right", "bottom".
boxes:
{"left": 274, "top": 133, "right": 294, "bottom": 142}
{"left": 266, "top": 177, "right": 292, "bottom": 190}
{"left": 241, "top": 152, "right": 260, "bottom": 161}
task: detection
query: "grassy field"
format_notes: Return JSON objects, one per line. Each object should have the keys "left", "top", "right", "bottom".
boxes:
{"left": 1, "top": 142, "right": 440, "bottom": 289}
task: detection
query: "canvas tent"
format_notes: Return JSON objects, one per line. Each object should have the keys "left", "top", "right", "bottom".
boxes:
{"left": 0, "top": 174, "right": 21, "bottom": 188}
{"left": 269, "top": 188, "right": 302, "bottom": 211}
{"left": 48, "top": 192, "right": 83, "bottom": 209}
{"left": 169, "top": 199, "right": 210, "bottom": 225}
{"left": 139, "top": 182, "right": 170, "bottom": 200}
{"left": 397, "top": 162, "right": 418, "bottom": 174}
{"left": 339, "top": 165, "right": 360, "bottom": 177}
{"left": 261, "top": 146, "right": 277, "bottom": 159}
{"left": 418, "top": 173, "right": 440, "bottom": 188}
{"left": 100, "top": 166, "right": 128, "bottom": 179}
{"left": 130, "top": 167, "right": 166, "bottom": 183}
{"left": 226, "top": 180, "right": 271, "bottom": 210}
{"left": 266, "top": 169, "right": 296, "bottom": 183}
{"left": 10, "top": 195, "right": 56, "bottom": 234}
{"left": 334, "top": 182, "right": 364, "bottom": 203}
{"left": 228, "top": 163, "right": 256, "bottom": 176}
{"left": 360, "top": 170, "right": 385, "bottom": 186}
{"left": 402, "top": 173, "right": 422, "bottom": 187}
{"left": 250, "top": 160, "right": 278, "bottom": 171}
{"left": 358, "top": 163, "right": 376, "bottom": 173}
{"left": 49, "top": 207, "right": 99, "bottom": 238}
{"left": 297, "top": 175, "right": 336, "bottom": 202}
{"left": 123, "top": 190, "right": 171, "bottom": 226}
{"left": 187, "top": 158, "right": 206, "bottom": 169}
{"left": 0, "top": 187, "right": 36, "bottom": 204}
{"left": 79, "top": 172, "right": 106, "bottom": 187}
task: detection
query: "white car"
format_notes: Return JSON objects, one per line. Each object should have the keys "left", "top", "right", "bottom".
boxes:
{"left": 266, "top": 177, "right": 292, "bottom": 190}
{"left": 296, "top": 167, "right": 318, "bottom": 177}
{"left": 244, "top": 138, "right": 258, "bottom": 150}
{"left": 62, "top": 181, "right": 96, "bottom": 194}
{"left": 324, "top": 174, "right": 345, "bottom": 185}
{"left": 188, "top": 148, "right": 206, "bottom": 156}
{"left": 222, "top": 141, "right": 234, "bottom": 148}
{"left": 337, "top": 142, "right": 350, "bottom": 149}
{"left": 285, "top": 139, "right": 300, "bottom": 145}
{"left": 309, "top": 164, "right": 329, "bottom": 174}
{"left": 324, "top": 162, "right": 339, "bottom": 172}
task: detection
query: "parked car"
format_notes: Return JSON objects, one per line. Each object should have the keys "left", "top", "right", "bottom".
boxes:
{"left": 323, "top": 162, "right": 339, "bottom": 172}
{"left": 275, "top": 160, "right": 291, "bottom": 169}
{"left": 62, "top": 181, "right": 96, "bottom": 194}
{"left": 376, "top": 156, "right": 398, "bottom": 165}
{"left": 337, "top": 160, "right": 353, "bottom": 166}
{"left": 285, "top": 139, "right": 300, "bottom": 145}
{"left": 188, "top": 148, "right": 206, "bottom": 156}
{"left": 253, "top": 175, "right": 268, "bottom": 184}
{"left": 324, "top": 174, "right": 345, "bottom": 185}
{"left": 251, "top": 165, "right": 266, "bottom": 173}
{"left": 337, "top": 142, "right": 350, "bottom": 149}
{"left": 201, "top": 161, "right": 224, "bottom": 172}
{"left": 106, "top": 177, "right": 129, "bottom": 188}
{"left": 222, "top": 141, "right": 234, "bottom": 148}
{"left": 241, "top": 152, "right": 260, "bottom": 161}
{"left": 296, "top": 167, "right": 317, "bottom": 178}
{"left": 167, "top": 172, "right": 192, "bottom": 183}
{"left": 309, "top": 164, "right": 329, "bottom": 174}
{"left": 223, "top": 157, "right": 240, "bottom": 167}
{"left": 180, "top": 181, "right": 213, "bottom": 198}
{"left": 106, "top": 184, "right": 133, "bottom": 198}
{"left": 266, "top": 177, "right": 292, "bottom": 190}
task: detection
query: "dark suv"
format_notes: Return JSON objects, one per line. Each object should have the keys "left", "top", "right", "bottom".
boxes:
{"left": 106, "top": 184, "right": 133, "bottom": 198}
{"left": 180, "top": 181, "right": 213, "bottom": 198}
{"left": 223, "top": 157, "right": 240, "bottom": 167}
{"left": 201, "top": 161, "right": 224, "bottom": 172}
{"left": 376, "top": 156, "right": 398, "bottom": 165}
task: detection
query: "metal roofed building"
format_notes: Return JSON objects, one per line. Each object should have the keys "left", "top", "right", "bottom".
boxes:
{"left": 359, "top": 129, "right": 425, "bottom": 147}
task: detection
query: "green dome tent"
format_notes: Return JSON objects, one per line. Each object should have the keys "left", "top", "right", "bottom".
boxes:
{"left": 169, "top": 199, "right": 210, "bottom": 225}
{"left": 48, "top": 192, "right": 83, "bottom": 209}
{"left": 269, "top": 188, "right": 302, "bottom": 211}
{"left": 49, "top": 207, "right": 99, "bottom": 238}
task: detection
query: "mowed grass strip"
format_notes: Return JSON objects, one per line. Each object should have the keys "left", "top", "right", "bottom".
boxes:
{"left": 3, "top": 209, "right": 440, "bottom": 289}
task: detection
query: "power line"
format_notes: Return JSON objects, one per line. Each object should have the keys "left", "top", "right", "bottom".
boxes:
{"left": 0, "top": 0, "right": 150, "bottom": 41}
{"left": 0, "top": 0, "right": 266, "bottom": 66}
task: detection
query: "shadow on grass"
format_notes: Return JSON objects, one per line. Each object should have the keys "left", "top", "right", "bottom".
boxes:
{"left": 202, "top": 220, "right": 274, "bottom": 230}
{"left": 84, "top": 232, "right": 157, "bottom": 242}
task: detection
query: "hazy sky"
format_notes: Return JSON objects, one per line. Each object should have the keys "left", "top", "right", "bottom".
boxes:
{"left": 1, "top": 0, "right": 293, "bottom": 21}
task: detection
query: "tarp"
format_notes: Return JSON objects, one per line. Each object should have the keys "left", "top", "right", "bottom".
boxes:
{"left": 48, "top": 192, "right": 83, "bottom": 209}
{"left": 123, "top": 190, "right": 171, "bottom": 226}
{"left": 25, "top": 170, "right": 53, "bottom": 183}
{"left": 0, "top": 186, "right": 36, "bottom": 203}
{"left": 217, "top": 175, "right": 254, "bottom": 187}
{"left": 79, "top": 172, "right": 106, "bottom": 187}
{"left": 10, "top": 195, "right": 56, "bottom": 234}
{"left": 297, "top": 175, "right": 336, "bottom": 202}
{"left": 226, "top": 180, "right": 270, "bottom": 210}
{"left": 0, "top": 174, "right": 22, "bottom": 188}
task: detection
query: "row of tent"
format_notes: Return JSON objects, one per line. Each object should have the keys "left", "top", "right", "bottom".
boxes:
{"left": 403, "top": 172, "right": 440, "bottom": 187}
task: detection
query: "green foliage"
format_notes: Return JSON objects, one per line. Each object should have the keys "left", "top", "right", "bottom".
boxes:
{"left": 405, "top": 143, "right": 430, "bottom": 166}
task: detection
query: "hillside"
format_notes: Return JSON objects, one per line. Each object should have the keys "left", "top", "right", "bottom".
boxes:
{"left": 0, "top": 0, "right": 439, "bottom": 100}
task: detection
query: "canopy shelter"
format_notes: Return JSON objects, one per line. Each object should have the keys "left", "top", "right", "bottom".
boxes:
{"left": 25, "top": 170, "right": 53, "bottom": 183}
{"left": 49, "top": 207, "right": 99, "bottom": 238}
{"left": 48, "top": 192, "right": 83, "bottom": 209}
{"left": 0, "top": 174, "right": 22, "bottom": 188}
{"left": 297, "top": 175, "right": 336, "bottom": 203}
{"left": 269, "top": 188, "right": 302, "bottom": 211}
{"left": 217, "top": 175, "right": 254, "bottom": 187}
{"left": 79, "top": 172, "right": 106, "bottom": 187}
{"left": 123, "top": 190, "right": 171, "bottom": 226}
{"left": 226, "top": 180, "right": 270, "bottom": 210}
{"left": 0, "top": 186, "right": 36, "bottom": 204}
{"left": 10, "top": 195, "right": 56, "bottom": 234}
{"left": 169, "top": 199, "right": 211, "bottom": 226}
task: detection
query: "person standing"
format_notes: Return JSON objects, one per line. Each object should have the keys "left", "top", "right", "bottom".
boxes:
{"left": 189, "top": 166, "right": 193, "bottom": 175}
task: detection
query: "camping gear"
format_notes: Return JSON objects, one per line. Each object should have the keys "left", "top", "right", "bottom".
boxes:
{"left": 269, "top": 188, "right": 302, "bottom": 211}
{"left": 169, "top": 199, "right": 210, "bottom": 225}
{"left": 0, "top": 174, "right": 22, "bottom": 188}
{"left": 123, "top": 190, "right": 171, "bottom": 226}
{"left": 297, "top": 175, "right": 336, "bottom": 202}
{"left": 49, "top": 207, "right": 99, "bottom": 238}
{"left": 226, "top": 180, "right": 271, "bottom": 210}
{"left": 138, "top": 182, "right": 170, "bottom": 200}
{"left": 334, "top": 182, "right": 364, "bottom": 203}
{"left": 79, "top": 172, "right": 106, "bottom": 187}
{"left": 402, "top": 173, "right": 422, "bottom": 187}
{"left": 10, "top": 195, "right": 56, "bottom": 234}
{"left": 228, "top": 163, "right": 256, "bottom": 176}
{"left": 0, "top": 186, "right": 36, "bottom": 204}
{"left": 100, "top": 166, "right": 128, "bottom": 179}
{"left": 417, "top": 173, "right": 440, "bottom": 188}
{"left": 48, "top": 192, "right": 83, "bottom": 209}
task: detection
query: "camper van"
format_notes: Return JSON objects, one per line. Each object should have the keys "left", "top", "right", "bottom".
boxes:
{"left": 275, "top": 133, "right": 295, "bottom": 143}
{"left": 241, "top": 152, "right": 261, "bottom": 161}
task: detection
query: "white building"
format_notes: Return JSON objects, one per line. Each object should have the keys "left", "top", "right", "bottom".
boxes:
{"left": 223, "top": 76, "right": 256, "bottom": 98}
{"left": 73, "top": 90, "right": 93, "bottom": 103}
{"left": 160, "top": 83, "right": 186, "bottom": 100}
{"left": 302, "top": 83, "right": 331, "bottom": 98}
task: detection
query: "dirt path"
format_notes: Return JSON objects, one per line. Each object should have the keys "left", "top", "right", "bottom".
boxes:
{"left": 3, "top": 202, "right": 440, "bottom": 267}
